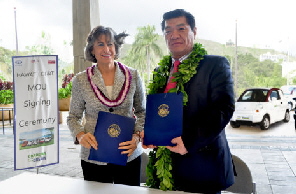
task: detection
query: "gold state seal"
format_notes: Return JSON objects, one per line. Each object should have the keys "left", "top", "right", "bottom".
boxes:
{"left": 108, "top": 124, "right": 121, "bottom": 137}
{"left": 158, "top": 104, "right": 169, "bottom": 117}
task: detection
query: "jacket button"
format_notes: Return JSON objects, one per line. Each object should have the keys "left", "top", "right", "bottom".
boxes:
{"left": 109, "top": 108, "right": 114, "bottom": 112}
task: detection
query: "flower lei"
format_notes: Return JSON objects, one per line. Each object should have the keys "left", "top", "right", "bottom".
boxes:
{"left": 87, "top": 62, "right": 132, "bottom": 107}
{"left": 145, "top": 43, "right": 207, "bottom": 191}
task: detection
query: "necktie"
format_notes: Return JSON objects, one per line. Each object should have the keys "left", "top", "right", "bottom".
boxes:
{"left": 164, "top": 60, "right": 180, "bottom": 93}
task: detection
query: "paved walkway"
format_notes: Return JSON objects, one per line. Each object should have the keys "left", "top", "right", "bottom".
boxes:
{"left": 1, "top": 120, "right": 296, "bottom": 194}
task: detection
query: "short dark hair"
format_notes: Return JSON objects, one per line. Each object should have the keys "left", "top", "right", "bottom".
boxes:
{"left": 161, "top": 9, "right": 195, "bottom": 31}
{"left": 84, "top": 25, "right": 128, "bottom": 62}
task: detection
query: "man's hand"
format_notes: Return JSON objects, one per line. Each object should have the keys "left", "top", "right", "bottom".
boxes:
{"left": 77, "top": 132, "right": 98, "bottom": 150}
{"left": 166, "top": 136, "right": 188, "bottom": 155}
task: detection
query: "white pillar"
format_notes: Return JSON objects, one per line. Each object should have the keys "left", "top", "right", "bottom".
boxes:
{"left": 72, "top": 0, "right": 100, "bottom": 74}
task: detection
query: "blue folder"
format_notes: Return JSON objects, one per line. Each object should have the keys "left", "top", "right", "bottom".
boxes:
{"left": 144, "top": 93, "right": 183, "bottom": 146}
{"left": 88, "top": 111, "right": 135, "bottom": 166}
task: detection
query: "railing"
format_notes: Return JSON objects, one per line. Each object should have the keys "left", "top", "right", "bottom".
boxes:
{"left": 0, "top": 107, "right": 14, "bottom": 134}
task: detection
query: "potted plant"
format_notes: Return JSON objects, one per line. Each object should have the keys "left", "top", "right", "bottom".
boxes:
{"left": 58, "top": 73, "right": 74, "bottom": 111}
{"left": 0, "top": 80, "right": 14, "bottom": 120}
{"left": 0, "top": 89, "right": 14, "bottom": 105}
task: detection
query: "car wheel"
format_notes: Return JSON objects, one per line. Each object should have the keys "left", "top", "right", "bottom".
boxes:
{"left": 230, "top": 121, "right": 240, "bottom": 128}
{"left": 283, "top": 110, "right": 290, "bottom": 122}
{"left": 260, "top": 115, "right": 270, "bottom": 130}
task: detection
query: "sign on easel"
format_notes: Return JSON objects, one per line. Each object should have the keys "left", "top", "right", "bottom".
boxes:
{"left": 12, "top": 55, "right": 59, "bottom": 170}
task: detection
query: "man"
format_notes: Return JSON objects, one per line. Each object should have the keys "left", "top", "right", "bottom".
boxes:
{"left": 144, "top": 9, "right": 235, "bottom": 194}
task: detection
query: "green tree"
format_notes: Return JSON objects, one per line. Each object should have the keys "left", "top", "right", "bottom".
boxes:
{"left": 122, "top": 25, "right": 163, "bottom": 85}
{"left": 25, "top": 31, "right": 74, "bottom": 86}
{"left": 0, "top": 46, "right": 29, "bottom": 80}
{"left": 25, "top": 31, "right": 54, "bottom": 55}
{"left": 292, "top": 77, "right": 296, "bottom": 84}
{"left": 0, "top": 47, "right": 15, "bottom": 80}
{"left": 236, "top": 53, "right": 286, "bottom": 95}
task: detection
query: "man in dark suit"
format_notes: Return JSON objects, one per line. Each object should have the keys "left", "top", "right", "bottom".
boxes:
{"left": 144, "top": 9, "right": 235, "bottom": 194}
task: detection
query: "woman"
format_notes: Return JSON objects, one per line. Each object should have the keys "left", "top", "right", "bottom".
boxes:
{"left": 67, "top": 25, "right": 145, "bottom": 186}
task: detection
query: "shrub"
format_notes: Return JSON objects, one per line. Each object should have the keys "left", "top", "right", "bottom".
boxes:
{"left": 0, "top": 79, "right": 14, "bottom": 104}
{"left": 58, "top": 74, "right": 74, "bottom": 99}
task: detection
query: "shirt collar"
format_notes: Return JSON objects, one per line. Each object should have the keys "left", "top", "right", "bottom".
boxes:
{"left": 172, "top": 51, "right": 192, "bottom": 64}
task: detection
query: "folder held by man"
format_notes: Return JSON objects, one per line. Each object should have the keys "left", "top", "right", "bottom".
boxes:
{"left": 144, "top": 93, "right": 183, "bottom": 146}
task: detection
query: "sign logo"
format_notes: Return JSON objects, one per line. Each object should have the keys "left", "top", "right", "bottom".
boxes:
{"left": 15, "top": 60, "right": 22, "bottom": 66}
{"left": 31, "top": 59, "right": 40, "bottom": 63}
{"left": 28, "top": 152, "right": 47, "bottom": 162}
{"left": 158, "top": 104, "right": 170, "bottom": 117}
{"left": 48, "top": 60, "right": 56, "bottom": 64}
{"left": 108, "top": 124, "right": 121, "bottom": 137}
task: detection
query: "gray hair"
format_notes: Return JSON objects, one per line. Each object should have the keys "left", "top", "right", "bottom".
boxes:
{"left": 84, "top": 25, "right": 128, "bottom": 62}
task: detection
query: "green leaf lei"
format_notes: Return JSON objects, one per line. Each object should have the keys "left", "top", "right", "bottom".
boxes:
{"left": 145, "top": 43, "right": 207, "bottom": 191}
{"left": 147, "top": 43, "right": 207, "bottom": 105}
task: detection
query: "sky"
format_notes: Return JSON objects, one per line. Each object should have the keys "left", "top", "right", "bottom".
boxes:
{"left": 0, "top": 0, "right": 295, "bottom": 62}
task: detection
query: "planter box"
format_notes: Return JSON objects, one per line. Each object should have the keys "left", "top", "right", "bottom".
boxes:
{"left": 0, "top": 104, "right": 14, "bottom": 121}
{"left": 59, "top": 97, "right": 71, "bottom": 111}
{"left": 59, "top": 111, "right": 63, "bottom": 124}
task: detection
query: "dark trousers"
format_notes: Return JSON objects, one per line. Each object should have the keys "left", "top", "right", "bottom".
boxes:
{"left": 81, "top": 155, "right": 141, "bottom": 186}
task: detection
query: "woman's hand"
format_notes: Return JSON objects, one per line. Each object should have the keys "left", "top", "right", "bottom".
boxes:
{"left": 77, "top": 132, "right": 98, "bottom": 150}
{"left": 118, "top": 134, "right": 140, "bottom": 156}
{"left": 140, "top": 131, "right": 157, "bottom": 149}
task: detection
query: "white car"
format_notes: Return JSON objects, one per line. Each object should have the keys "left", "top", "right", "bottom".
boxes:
{"left": 280, "top": 85, "right": 296, "bottom": 110}
{"left": 230, "top": 88, "right": 290, "bottom": 130}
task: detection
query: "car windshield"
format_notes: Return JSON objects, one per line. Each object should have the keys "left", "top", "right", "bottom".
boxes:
{"left": 281, "top": 86, "right": 296, "bottom": 95}
{"left": 238, "top": 90, "right": 268, "bottom": 102}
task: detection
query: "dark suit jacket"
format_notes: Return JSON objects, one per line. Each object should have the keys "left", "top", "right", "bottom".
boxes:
{"left": 159, "top": 55, "right": 235, "bottom": 193}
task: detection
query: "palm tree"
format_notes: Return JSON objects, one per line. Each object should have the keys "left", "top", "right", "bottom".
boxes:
{"left": 123, "top": 25, "right": 164, "bottom": 86}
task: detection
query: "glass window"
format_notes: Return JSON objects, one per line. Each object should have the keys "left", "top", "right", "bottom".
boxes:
{"left": 238, "top": 89, "right": 267, "bottom": 102}
{"left": 270, "top": 91, "right": 279, "bottom": 100}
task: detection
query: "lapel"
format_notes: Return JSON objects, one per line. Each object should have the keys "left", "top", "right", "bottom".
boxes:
{"left": 91, "top": 66, "right": 108, "bottom": 98}
{"left": 90, "top": 63, "right": 125, "bottom": 100}
{"left": 112, "top": 62, "right": 125, "bottom": 100}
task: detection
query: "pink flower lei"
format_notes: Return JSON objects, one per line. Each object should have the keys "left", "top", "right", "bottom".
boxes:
{"left": 87, "top": 62, "right": 132, "bottom": 107}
